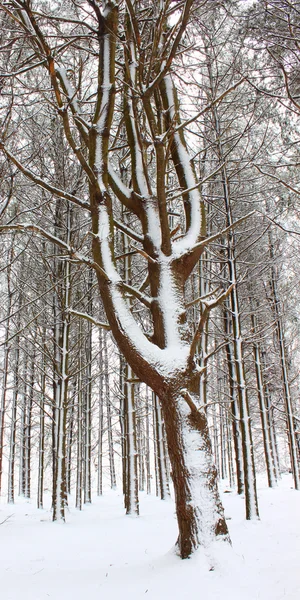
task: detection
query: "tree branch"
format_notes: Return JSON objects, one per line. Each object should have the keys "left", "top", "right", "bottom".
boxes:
{"left": 0, "top": 145, "right": 90, "bottom": 211}
{"left": 68, "top": 309, "right": 110, "bottom": 330}
{"left": 190, "top": 284, "right": 234, "bottom": 360}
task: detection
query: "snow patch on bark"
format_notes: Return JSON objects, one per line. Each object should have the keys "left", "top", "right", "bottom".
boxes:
{"left": 164, "top": 75, "right": 202, "bottom": 257}
{"left": 109, "top": 283, "right": 189, "bottom": 377}
{"left": 95, "top": 34, "right": 112, "bottom": 192}
{"left": 98, "top": 204, "right": 120, "bottom": 283}
{"left": 178, "top": 396, "right": 225, "bottom": 548}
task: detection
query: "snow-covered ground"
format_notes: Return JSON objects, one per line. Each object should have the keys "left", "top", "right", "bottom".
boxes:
{"left": 0, "top": 475, "right": 299, "bottom": 600}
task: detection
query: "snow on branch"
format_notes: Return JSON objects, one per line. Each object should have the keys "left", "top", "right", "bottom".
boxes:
{"left": 0, "top": 145, "right": 90, "bottom": 211}
{"left": 255, "top": 164, "right": 300, "bottom": 196}
{"left": 121, "top": 282, "right": 152, "bottom": 308}
{"left": 113, "top": 219, "right": 143, "bottom": 244}
{"left": 175, "top": 78, "right": 246, "bottom": 134}
{"left": 0, "top": 223, "right": 109, "bottom": 280}
{"left": 189, "top": 211, "right": 256, "bottom": 254}
{"left": 189, "top": 284, "right": 234, "bottom": 360}
{"left": 169, "top": 162, "right": 226, "bottom": 204}
{"left": 67, "top": 310, "right": 110, "bottom": 330}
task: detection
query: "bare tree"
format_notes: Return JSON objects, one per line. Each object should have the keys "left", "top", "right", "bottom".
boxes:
{"left": 0, "top": 0, "right": 269, "bottom": 557}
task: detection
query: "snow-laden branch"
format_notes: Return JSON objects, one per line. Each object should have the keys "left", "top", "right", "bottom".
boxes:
{"left": 0, "top": 175, "right": 14, "bottom": 219}
{"left": 174, "top": 78, "right": 246, "bottom": 134}
{"left": 169, "top": 162, "right": 226, "bottom": 203}
{"left": 56, "top": 66, "right": 90, "bottom": 135}
{"left": 108, "top": 164, "right": 139, "bottom": 213}
{"left": 162, "top": 73, "right": 204, "bottom": 255}
{"left": 0, "top": 223, "right": 109, "bottom": 280}
{"left": 67, "top": 310, "right": 110, "bottom": 330}
{"left": 122, "top": 282, "right": 152, "bottom": 308}
{"left": 142, "top": 0, "right": 194, "bottom": 98}
{"left": 255, "top": 164, "right": 300, "bottom": 196}
{"left": 187, "top": 210, "right": 256, "bottom": 255}
{"left": 189, "top": 284, "right": 234, "bottom": 360}
{"left": 185, "top": 286, "right": 222, "bottom": 309}
{"left": 0, "top": 58, "right": 47, "bottom": 77}
{"left": 113, "top": 218, "right": 143, "bottom": 244}
{"left": 0, "top": 145, "right": 90, "bottom": 211}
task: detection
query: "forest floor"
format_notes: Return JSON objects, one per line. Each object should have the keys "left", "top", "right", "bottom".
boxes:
{"left": 0, "top": 474, "right": 299, "bottom": 600}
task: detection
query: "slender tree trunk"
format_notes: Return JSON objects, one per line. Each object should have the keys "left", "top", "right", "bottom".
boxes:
{"left": 231, "top": 285, "right": 259, "bottom": 519}
{"left": 260, "top": 348, "right": 281, "bottom": 479}
{"left": 211, "top": 98, "right": 258, "bottom": 517}
{"left": 8, "top": 287, "right": 22, "bottom": 505}
{"left": 52, "top": 206, "right": 72, "bottom": 521}
{"left": 268, "top": 234, "right": 299, "bottom": 489}
{"left": 8, "top": 338, "right": 20, "bottom": 504}
{"left": 220, "top": 404, "right": 227, "bottom": 481}
{"left": 37, "top": 336, "right": 46, "bottom": 509}
{"left": 97, "top": 328, "right": 104, "bottom": 497}
{"left": 212, "top": 393, "right": 220, "bottom": 477}
{"left": 123, "top": 365, "right": 139, "bottom": 514}
{"left": 223, "top": 301, "right": 244, "bottom": 494}
{"left": 23, "top": 344, "right": 35, "bottom": 499}
{"left": 76, "top": 324, "right": 83, "bottom": 510}
{"left": 37, "top": 242, "right": 47, "bottom": 509}
{"left": 0, "top": 253, "right": 13, "bottom": 496}
{"left": 19, "top": 352, "right": 28, "bottom": 497}
{"left": 104, "top": 332, "right": 116, "bottom": 489}
{"left": 66, "top": 380, "right": 75, "bottom": 495}
{"left": 225, "top": 409, "right": 235, "bottom": 488}
{"left": 198, "top": 256, "right": 209, "bottom": 409}
{"left": 250, "top": 305, "right": 277, "bottom": 487}
{"left": 83, "top": 270, "right": 93, "bottom": 504}
{"left": 153, "top": 392, "right": 170, "bottom": 500}
{"left": 136, "top": 388, "right": 145, "bottom": 493}
{"left": 145, "top": 386, "right": 151, "bottom": 495}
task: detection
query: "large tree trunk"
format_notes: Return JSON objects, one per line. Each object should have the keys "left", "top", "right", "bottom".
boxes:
{"left": 160, "top": 388, "right": 230, "bottom": 559}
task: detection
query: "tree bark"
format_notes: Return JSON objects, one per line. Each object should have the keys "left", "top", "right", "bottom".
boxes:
{"left": 160, "top": 388, "right": 230, "bottom": 558}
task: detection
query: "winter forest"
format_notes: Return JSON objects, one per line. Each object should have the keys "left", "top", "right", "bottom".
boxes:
{"left": 0, "top": 1, "right": 300, "bottom": 598}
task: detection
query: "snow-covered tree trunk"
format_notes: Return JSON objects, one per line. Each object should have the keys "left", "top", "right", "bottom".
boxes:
{"left": 261, "top": 350, "right": 281, "bottom": 480}
{"left": 123, "top": 365, "right": 139, "bottom": 514}
{"left": 37, "top": 240, "right": 47, "bottom": 509}
{"left": 225, "top": 409, "right": 235, "bottom": 489}
{"left": 20, "top": 343, "right": 35, "bottom": 499}
{"left": 8, "top": 345, "right": 19, "bottom": 504}
{"left": 209, "top": 91, "right": 259, "bottom": 517}
{"left": 66, "top": 380, "right": 75, "bottom": 496}
{"left": 0, "top": 251, "right": 13, "bottom": 496}
{"left": 160, "top": 388, "right": 230, "bottom": 558}
{"left": 52, "top": 207, "right": 72, "bottom": 521}
{"left": 250, "top": 303, "right": 277, "bottom": 488}
{"left": 103, "top": 332, "right": 116, "bottom": 490}
{"left": 37, "top": 332, "right": 46, "bottom": 509}
{"left": 76, "top": 333, "right": 83, "bottom": 510}
{"left": 229, "top": 247, "right": 259, "bottom": 519}
{"left": 145, "top": 386, "right": 151, "bottom": 495}
{"left": 136, "top": 389, "right": 146, "bottom": 493}
{"left": 223, "top": 301, "right": 244, "bottom": 494}
{"left": 97, "top": 329, "right": 104, "bottom": 497}
{"left": 120, "top": 208, "right": 139, "bottom": 512}
{"left": 269, "top": 238, "right": 300, "bottom": 489}
{"left": 8, "top": 286, "right": 22, "bottom": 505}
{"left": 153, "top": 392, "right": 170, "bottom": 501}
{"left": 83, "top": 270, "right": 93, "bottom": 504}
{"left": 52, "top": 315, "right": 69, "bottom": 521}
